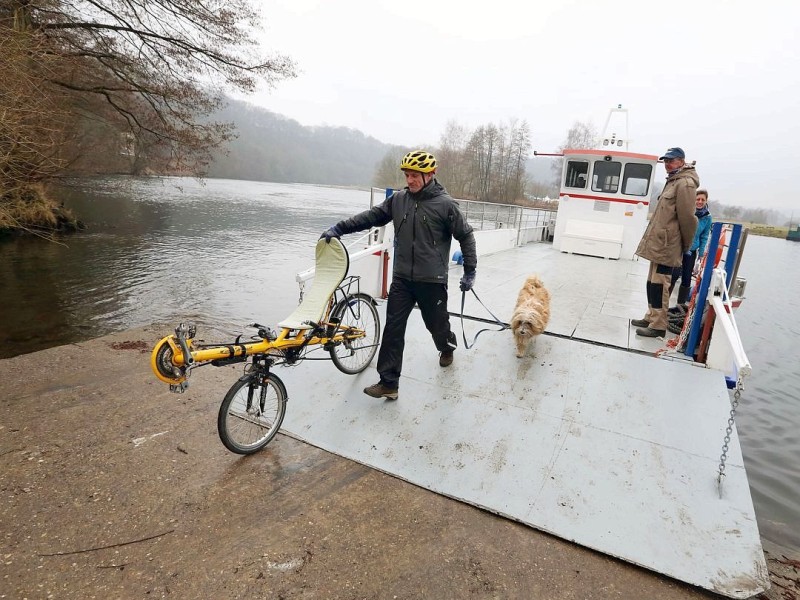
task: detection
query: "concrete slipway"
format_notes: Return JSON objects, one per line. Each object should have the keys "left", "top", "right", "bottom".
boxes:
{"left": 1, "top": 241, "right": 791, "bottom": 598}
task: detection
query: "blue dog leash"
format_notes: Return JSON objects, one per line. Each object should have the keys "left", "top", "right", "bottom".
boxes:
{"left": 459, "top": 288, "right": 508, "bottom": 349}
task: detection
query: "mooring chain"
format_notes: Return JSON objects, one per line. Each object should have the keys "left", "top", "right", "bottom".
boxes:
{"left": 676, "top": 301, "right": 695, "bottom": 352}
{"left": 717, "top": 376, "right": 743, "bottom": 498}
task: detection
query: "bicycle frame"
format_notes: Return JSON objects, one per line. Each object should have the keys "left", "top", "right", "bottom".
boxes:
{"left": 151, "top": 275, "right": 371, "bottom": 391}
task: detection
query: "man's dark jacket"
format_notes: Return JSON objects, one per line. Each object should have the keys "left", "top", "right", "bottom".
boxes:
{"left": 334, "top": 180, "right": 477, "bottom": 284}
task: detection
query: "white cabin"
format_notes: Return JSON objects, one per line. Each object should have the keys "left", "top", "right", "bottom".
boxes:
{"left": 552, "top": 149, "right": 658, "bottom": 260}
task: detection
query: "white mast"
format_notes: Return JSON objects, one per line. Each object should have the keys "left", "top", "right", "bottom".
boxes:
{"left": 598, "top": 104, "right": 630, "bottom": 151}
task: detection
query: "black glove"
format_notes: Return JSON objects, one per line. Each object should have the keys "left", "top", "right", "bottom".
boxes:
{"left": 459, "top": 269, "right": 476, "bottom": 292}
{"left": 320, "top": 224, "right": 342, "bottom": 243}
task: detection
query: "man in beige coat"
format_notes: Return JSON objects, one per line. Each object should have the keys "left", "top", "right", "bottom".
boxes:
{"left": 632, "top": 147, "right": 699, "bottom": 338}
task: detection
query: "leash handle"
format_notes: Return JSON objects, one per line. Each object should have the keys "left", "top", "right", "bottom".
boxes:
{"left": 460, "top": 288, "right": 508, "bottom": 349}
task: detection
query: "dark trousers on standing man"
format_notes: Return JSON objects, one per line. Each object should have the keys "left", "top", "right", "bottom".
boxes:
{"left": 670, "top": 250, "right": 697, "bottom": 306}
{"left": 377, "top": 277, "right": 455, "bottom": 390}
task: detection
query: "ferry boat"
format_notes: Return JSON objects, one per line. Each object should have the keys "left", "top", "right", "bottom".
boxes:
{"left": 279, "top": 112, "right": 767, "bottom": 598}
{"left": 787, "top": 224, "right": 800, "bottom": 242}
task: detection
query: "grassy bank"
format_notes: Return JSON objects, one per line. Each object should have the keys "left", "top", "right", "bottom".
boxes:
{"left": 735, "top": 223, "right": 789, "bottom": 239}
{"left": 0, "top": 184, "right": 81, "bottom": 237}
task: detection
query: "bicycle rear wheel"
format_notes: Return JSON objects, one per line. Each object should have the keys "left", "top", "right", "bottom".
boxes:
{"left": 217, "top": 373, "right": 287, "bottom": 454}
{"left": 329, "top": 293, "right": 380, "bottom": 374}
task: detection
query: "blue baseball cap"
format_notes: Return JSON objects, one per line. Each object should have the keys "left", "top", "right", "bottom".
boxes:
{"left": 659, "top": 147, "right": 685, "bottom": 160}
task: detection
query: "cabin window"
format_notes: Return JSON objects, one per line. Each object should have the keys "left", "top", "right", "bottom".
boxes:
{"left": 564, "top": 160, "right": 589, "bottom": 189}
{"left": 592, "top": 161, "right": 621, "bottom": 193}
{"left": 622, "top": 163, "right": 652, "bottom": 196}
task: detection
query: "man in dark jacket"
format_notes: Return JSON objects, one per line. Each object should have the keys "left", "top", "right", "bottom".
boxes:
{"left": 321, "top": 150, "right": 477, "bottom": 399}
{"left": 632, "top": 147, "right": 699, "bottom": 338}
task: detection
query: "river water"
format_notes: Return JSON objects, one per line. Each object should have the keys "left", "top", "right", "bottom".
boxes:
{"left": 1, "top": 176, "right": 798, "bottom": 550}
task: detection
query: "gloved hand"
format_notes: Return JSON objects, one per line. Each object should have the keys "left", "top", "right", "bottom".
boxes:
{"left": 683, "top": 250, "right": 693, "bottom": 258}
{"left": 320, "top": 224, "right": 342, "bottom": 243}
{"left": 459, "top": 269, "right": 476, "bottom": 292}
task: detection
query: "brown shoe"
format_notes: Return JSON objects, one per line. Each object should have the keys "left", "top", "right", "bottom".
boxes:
{"left": 439, "top": 351, "right": 454, "bottom": 367}
{"left": 631, "top": 318, "right": 650, "bottom": 328}
{"left": 363, "top": 383, "right": 398, "bottom": 400}
{"left": 635, "top": 327, "right": 666, "bottom": 338}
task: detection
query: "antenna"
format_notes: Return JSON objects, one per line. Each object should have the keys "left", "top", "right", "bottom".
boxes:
{"left": 598, "top": 104, "right": 630, "bottom": 151}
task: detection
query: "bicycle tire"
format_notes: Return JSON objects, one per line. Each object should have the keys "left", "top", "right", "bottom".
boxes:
{"left": 217, "top": 373, "right": 287, "bottom": 454}
{"left": 328, "top": 293, "right": 380, "bottom": 375}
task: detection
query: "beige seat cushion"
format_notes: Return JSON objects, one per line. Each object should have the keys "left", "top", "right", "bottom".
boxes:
{"left": 278, "top": 238, "right": 349, "bottom": 330}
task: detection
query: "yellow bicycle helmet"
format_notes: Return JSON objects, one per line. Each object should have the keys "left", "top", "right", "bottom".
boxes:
{"left": 400, "top": 150, "right": 437, "bottom": 173}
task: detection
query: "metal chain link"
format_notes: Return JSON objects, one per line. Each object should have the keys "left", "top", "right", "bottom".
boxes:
{"left": 717, "top": 376, "right": 743, "bottom": 497}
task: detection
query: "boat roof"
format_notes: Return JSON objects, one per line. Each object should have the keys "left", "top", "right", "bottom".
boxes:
{"left": 563, "top": 148, "right": 659, "bottom": 161}
{"left": 278, "top": 243, "right": 767, "bottom": 598}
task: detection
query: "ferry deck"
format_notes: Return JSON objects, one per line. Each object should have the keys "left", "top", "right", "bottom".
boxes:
{"left": 276, "top": 240, "right": 768, "bottom": 599}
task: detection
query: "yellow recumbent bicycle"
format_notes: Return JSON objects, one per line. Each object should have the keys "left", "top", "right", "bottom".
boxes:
{"left": 149, "top": 238, "right": 380, "bottom": 454}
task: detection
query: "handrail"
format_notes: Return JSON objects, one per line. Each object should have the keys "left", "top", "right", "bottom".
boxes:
{"left": 711, "top": 290, "right": 753, "bottom": 377}
{"left": 685, "top": 222, "right": 744, "bottom": 357}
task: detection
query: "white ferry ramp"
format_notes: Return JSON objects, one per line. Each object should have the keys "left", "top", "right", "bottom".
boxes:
{"left": 277, "top": 242, "right": 768, "bottom": 598}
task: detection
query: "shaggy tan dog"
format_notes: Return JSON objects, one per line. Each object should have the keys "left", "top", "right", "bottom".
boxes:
{"left": 511, "top": 275, "right": 551, "bottom": 358}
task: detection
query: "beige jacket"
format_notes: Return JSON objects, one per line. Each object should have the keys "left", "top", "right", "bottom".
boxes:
{"left": 635, "top": 165, "right": 699, "bottom": 267}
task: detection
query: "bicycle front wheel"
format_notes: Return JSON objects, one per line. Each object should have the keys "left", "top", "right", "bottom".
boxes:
{"left": 217, "top": 373, "right": 287, "bottom": 454}
{"left": 329, "top": 293, "right": 381, "bottom": 374}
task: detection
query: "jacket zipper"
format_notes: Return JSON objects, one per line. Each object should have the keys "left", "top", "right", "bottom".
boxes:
{"left": 411, "top": 202, "right": 417, "bottom": 278}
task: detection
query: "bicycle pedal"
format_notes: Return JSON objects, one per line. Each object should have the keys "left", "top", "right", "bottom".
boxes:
{"left": 169, "top": 381, "right": 190, "bottom": 394}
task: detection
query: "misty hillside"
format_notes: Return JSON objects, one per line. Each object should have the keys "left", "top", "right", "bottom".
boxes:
{"left": 207, "top": 99, "right": 398, "bottom": 186}
{"left": 202, "top": 105, "right": 791, "bottom": 224}
{"left": 208, "top": 99, "right": 562, "bottom": 190}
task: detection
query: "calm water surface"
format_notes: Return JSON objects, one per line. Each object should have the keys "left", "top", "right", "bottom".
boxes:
{"left": 1, "top": 176, "right": 798, "bottom": 550}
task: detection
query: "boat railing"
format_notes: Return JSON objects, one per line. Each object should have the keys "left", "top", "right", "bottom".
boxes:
{"left": 666, "top": 222, "right": 752, "bottom": 390}
{"left": 705, "top": 268, "right": 752, "bottom": 378}
{"left": 369, "top": 187, "right": 556, "bottom": 246}
{"left": 455, "top": 199, "right": 556, "bottom": 245}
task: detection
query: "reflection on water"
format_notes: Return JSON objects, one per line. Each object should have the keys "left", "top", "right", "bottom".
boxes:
{"left": 0, "top": 177, "right": 371, "bottom": 352}
{"left": 0, "top": 176, "right": 798, "bottom": 551}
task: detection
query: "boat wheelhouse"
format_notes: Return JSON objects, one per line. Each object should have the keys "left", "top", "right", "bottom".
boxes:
{"left": 552, "top": 148, "right": 657, "bottom": 260}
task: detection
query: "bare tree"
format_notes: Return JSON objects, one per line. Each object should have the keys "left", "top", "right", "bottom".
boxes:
{"left": 0, "top": 30, "right": 72, "bottom": 193}
{"left": 551, "top": 120, "right": 598, "bottom": 188}
{"left": 506, "top": 120, "right": 531, "bottom": 203}
{"left": 436, "top": 120, "right": 471, "bottom": 198}
{"left": 372, "top": 118, "right": 533, "bottom": 204}
{"left": 1, "top": 0, "right": 295, "bottom": 205}
{"left": 559, "top": 120, "right": 598, "bottom": 152}
{"left": 465, "top": 124, "right": 501, "bottom": 202}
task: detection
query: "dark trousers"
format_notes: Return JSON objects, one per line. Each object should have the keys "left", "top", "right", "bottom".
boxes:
{"left": 377, "top": 278, "right": 453, "bottom": 389}
{"left": 671, "top": 250, "right": 697, "bottom": 289}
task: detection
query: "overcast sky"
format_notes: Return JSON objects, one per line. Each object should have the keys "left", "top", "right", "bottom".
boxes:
{"left": 244, "top": 0, "right": 800, "bottom": 215}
